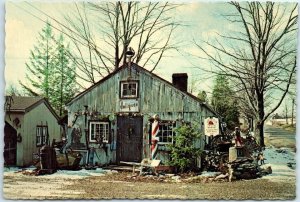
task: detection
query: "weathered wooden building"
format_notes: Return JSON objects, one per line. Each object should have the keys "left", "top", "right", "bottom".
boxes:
{"left": 4, "top": 96, "right": 61, "bottom": 166}
{"left": 65, "top": 63, "right": 217, "bottom": 166}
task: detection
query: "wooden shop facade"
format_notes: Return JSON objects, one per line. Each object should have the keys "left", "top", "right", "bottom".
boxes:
{"left": 65, "top": 63, "right": 217, "bottom": 166}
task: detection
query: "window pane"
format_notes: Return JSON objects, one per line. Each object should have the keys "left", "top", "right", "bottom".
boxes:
{"left": 36, "top": 127, "right": 41, "bottom": 145}
{"left": 42, "top": 127, "right": 47, "bottom": 144}
{"left": 122, "top": 82, "right": 137, "bottom": 97}
{"left": 90, "top": 122, "right": 110, "bottom": 142}
{"left": 158, "top": 122, "right": 175, "bottom": 143}
{"left": 90, "top": 123, "right": 95, "bottom": 141}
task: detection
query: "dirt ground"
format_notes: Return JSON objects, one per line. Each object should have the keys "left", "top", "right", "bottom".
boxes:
{"left": 3, "top": 170, "right": 296, "bottom": 200}
{"left": 3, "top": 126, "right": 296, "bottom": 200}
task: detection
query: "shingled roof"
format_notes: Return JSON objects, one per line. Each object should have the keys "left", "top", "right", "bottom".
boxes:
{"left": 5, "top": 96, "right": 43, "bottom": 111}
{"left": 5, "top": 96, "right": 59, "bottom": 120}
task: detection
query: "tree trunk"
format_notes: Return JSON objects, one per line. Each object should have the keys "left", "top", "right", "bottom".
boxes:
{"left": 257, "top": 121, "right": 265, "bottom": 148}
{"left": 257, "top": 93, "right": 265, "bottom": 147}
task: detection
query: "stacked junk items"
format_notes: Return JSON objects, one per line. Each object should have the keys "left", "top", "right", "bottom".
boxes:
{"left": 201, "top": 128, "right": 272, "bottom": 181}
{"left": 35, "top": 138, "right": 82, "bottom": 175}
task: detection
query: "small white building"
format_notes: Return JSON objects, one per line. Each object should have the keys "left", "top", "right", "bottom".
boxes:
{"left": 4, "top": 96, "right": 61, "bottom": 166}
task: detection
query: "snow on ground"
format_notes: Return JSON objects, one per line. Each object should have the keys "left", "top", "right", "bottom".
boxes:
{"left": 42, "top": 168, "right": 108, "bottom": 179}
{"left": 4, "top": 167, "right": 118, "bottom": 179}
{"left": 3, "top": 146, "right": 296, "bottom": 182}
{"left": 260, "top": 146, "right": 296, "bottom": 182}
{"left": 197, "top": 146, "right": 296, "bottom": 182}
{"left": 200, "top": 171, "right": 221, "bottom": 177}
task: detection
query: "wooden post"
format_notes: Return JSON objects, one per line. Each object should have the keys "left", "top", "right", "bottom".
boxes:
{"left": 285, "top": 102, "right": 288, "bottom": 124}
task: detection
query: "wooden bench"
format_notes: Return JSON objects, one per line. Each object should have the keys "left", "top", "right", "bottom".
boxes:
{"left": 120, "top": 161, "right": 142, "bottom": 174}
{"left": 120, "top": 159, "right": 161, "bottom": 175}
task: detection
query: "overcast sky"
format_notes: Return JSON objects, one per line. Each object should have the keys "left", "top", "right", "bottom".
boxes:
{"left": 5, "top": 1, "right": 233, "bottom": 92}
{"left": 4, "top": 0, "right": 298, "bottom": 115}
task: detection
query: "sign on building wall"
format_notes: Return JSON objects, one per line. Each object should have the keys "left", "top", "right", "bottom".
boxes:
{"left": 204, "top": 117, "right": 219, "bottom": 136}
{"left": 120, "top": 99, "right": 139, "bottom": 112}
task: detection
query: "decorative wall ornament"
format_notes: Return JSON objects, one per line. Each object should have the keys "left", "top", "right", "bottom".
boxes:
{"left": 13, "top": 117, "right": 21, "bottom": 128}
{"left": 17, "top": 133, "right": 22, "bottom": 142}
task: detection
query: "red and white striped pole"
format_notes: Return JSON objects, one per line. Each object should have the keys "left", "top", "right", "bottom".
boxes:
{"left": 151, "top": 119, "right": 160, "bottom": 160}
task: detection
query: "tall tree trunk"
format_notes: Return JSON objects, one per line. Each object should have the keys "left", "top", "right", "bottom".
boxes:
{"left": 257, "top": 93, "right": 265, "bottom": 147}
{"left": 257, "top": 120, "right": 265, "bottom": 148}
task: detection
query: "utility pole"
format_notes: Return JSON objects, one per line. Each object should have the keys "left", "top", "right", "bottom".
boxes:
{"left": 285, "top": 101, "right": 288, "bottom": 124}
{"left": 291, "top": 98, "right": 295, "bottom": 126}
{"left": 60, "top": 45, "right": 64, "bottom": 116}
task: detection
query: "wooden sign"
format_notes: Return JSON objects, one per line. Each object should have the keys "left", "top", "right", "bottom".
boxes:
{"left": 120, "top": 99, "right": 139, "bottom": 112}
{"left": 204, "top": 117, "right": 219, "bottom": 136}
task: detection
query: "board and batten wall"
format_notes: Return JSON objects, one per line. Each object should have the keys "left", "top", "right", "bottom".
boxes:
{"left": 22, "top": 103, "right": 61, "bottom": 166}
{"left": 66, "top": 64, "right": 216, "bottom": 165}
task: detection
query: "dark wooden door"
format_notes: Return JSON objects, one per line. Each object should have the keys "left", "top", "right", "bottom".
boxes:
{"left": 4, "top": 122, "right": 17, "bottom": 165}
{"left": 117, "top": 116, "right": 143, "bottom": 163}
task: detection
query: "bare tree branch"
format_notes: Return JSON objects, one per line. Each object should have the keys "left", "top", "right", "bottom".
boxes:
{"left": 194, "top": 2, "right": 298, "bottom": 147}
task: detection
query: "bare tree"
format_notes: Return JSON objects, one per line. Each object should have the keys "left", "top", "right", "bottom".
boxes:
{"left": 188, "top": 77, "right": 198, "bottom": 94}
{"left": 5, "top": 84, "right": 24, "bottom": 96}
{"left": 61, "top": 2, "right": 179, "bottom": 86}
{"left": 195, "top": 2, "right": 297, "bottom": 147}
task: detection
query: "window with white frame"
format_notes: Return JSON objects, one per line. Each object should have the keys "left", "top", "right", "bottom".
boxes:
{"left": 36, "top": 125, "right": 48, "bottom": 146}
{"left": 120, "top": 81, "right": 138, "bottom": 98}
{"left": 89, "top": 121, "right": 109, "bottom": 143}
{"left": 157, "top": 122, "right": 176, "bottom": 144}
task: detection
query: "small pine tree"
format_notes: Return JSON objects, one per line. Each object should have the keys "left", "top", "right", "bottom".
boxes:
{"left": 20, "top": 22, "right": 78, "bottom": 116}
{"left": 20, "top": 21, "right": 56, "bottom": 98}
{"left": 168, "top": 124, "right": 202, "bottom": 173}
{"left": 211, "top": 74, "right": 240, "bottom": 129}
{"left": 51, "top": 35, "right": 78, "bottom": 116}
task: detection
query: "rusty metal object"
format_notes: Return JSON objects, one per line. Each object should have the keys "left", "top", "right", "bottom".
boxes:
{"left": 202, "top": 131, "right": 266, "bottom": 181}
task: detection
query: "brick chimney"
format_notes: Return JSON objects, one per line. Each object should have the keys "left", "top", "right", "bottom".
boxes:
{"left": 172, "top": 73, "right": 188, "bottom": 92}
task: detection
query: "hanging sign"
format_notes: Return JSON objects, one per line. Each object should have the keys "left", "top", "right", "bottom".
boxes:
{"left": 204, "top": 117, "right": 219, "bottom": 136}
{"left": 120, "top": 99, "right": 139, "bottom": 112}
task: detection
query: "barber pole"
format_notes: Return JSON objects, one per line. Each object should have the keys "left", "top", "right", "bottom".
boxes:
{"left": 151, "top": 120, "right": 160, "bottom": 159}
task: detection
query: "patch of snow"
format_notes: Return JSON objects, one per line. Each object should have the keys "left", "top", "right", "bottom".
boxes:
{"left": 3, "top": 167, "right": 115, "bottom": 179}
{"left": 41, "top": 168, "right": 108, "bottom": 179}
{"left": 4, "top": 165, "right": 39, "bottom": 173}
{"left": 3, "top": 167, "right": 22, "bottom": 172}
{"left": 261, "top": 147, "right": 296, "bottom": 183}
{"left": 200, "top": 171, "right": 221, "bottom": 177}
{"left": 197, "top": 147, "right": 296, "bottom": 183}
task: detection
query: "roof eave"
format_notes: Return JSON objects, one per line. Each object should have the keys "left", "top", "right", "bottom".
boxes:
{"left": 5, "top": 109, "right": 25, "bottom": 113}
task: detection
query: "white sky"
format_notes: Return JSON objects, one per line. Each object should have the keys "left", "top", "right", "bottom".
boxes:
{"left": 5, "top": 1, "right": 232, "bottom": 92}
{"left": 4, "top": 0, "right": 299, "bottom": 115}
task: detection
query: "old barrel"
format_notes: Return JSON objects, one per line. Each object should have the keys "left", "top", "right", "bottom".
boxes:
{"left": 40, "top": 145, "right": 57, "bottom": 170}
